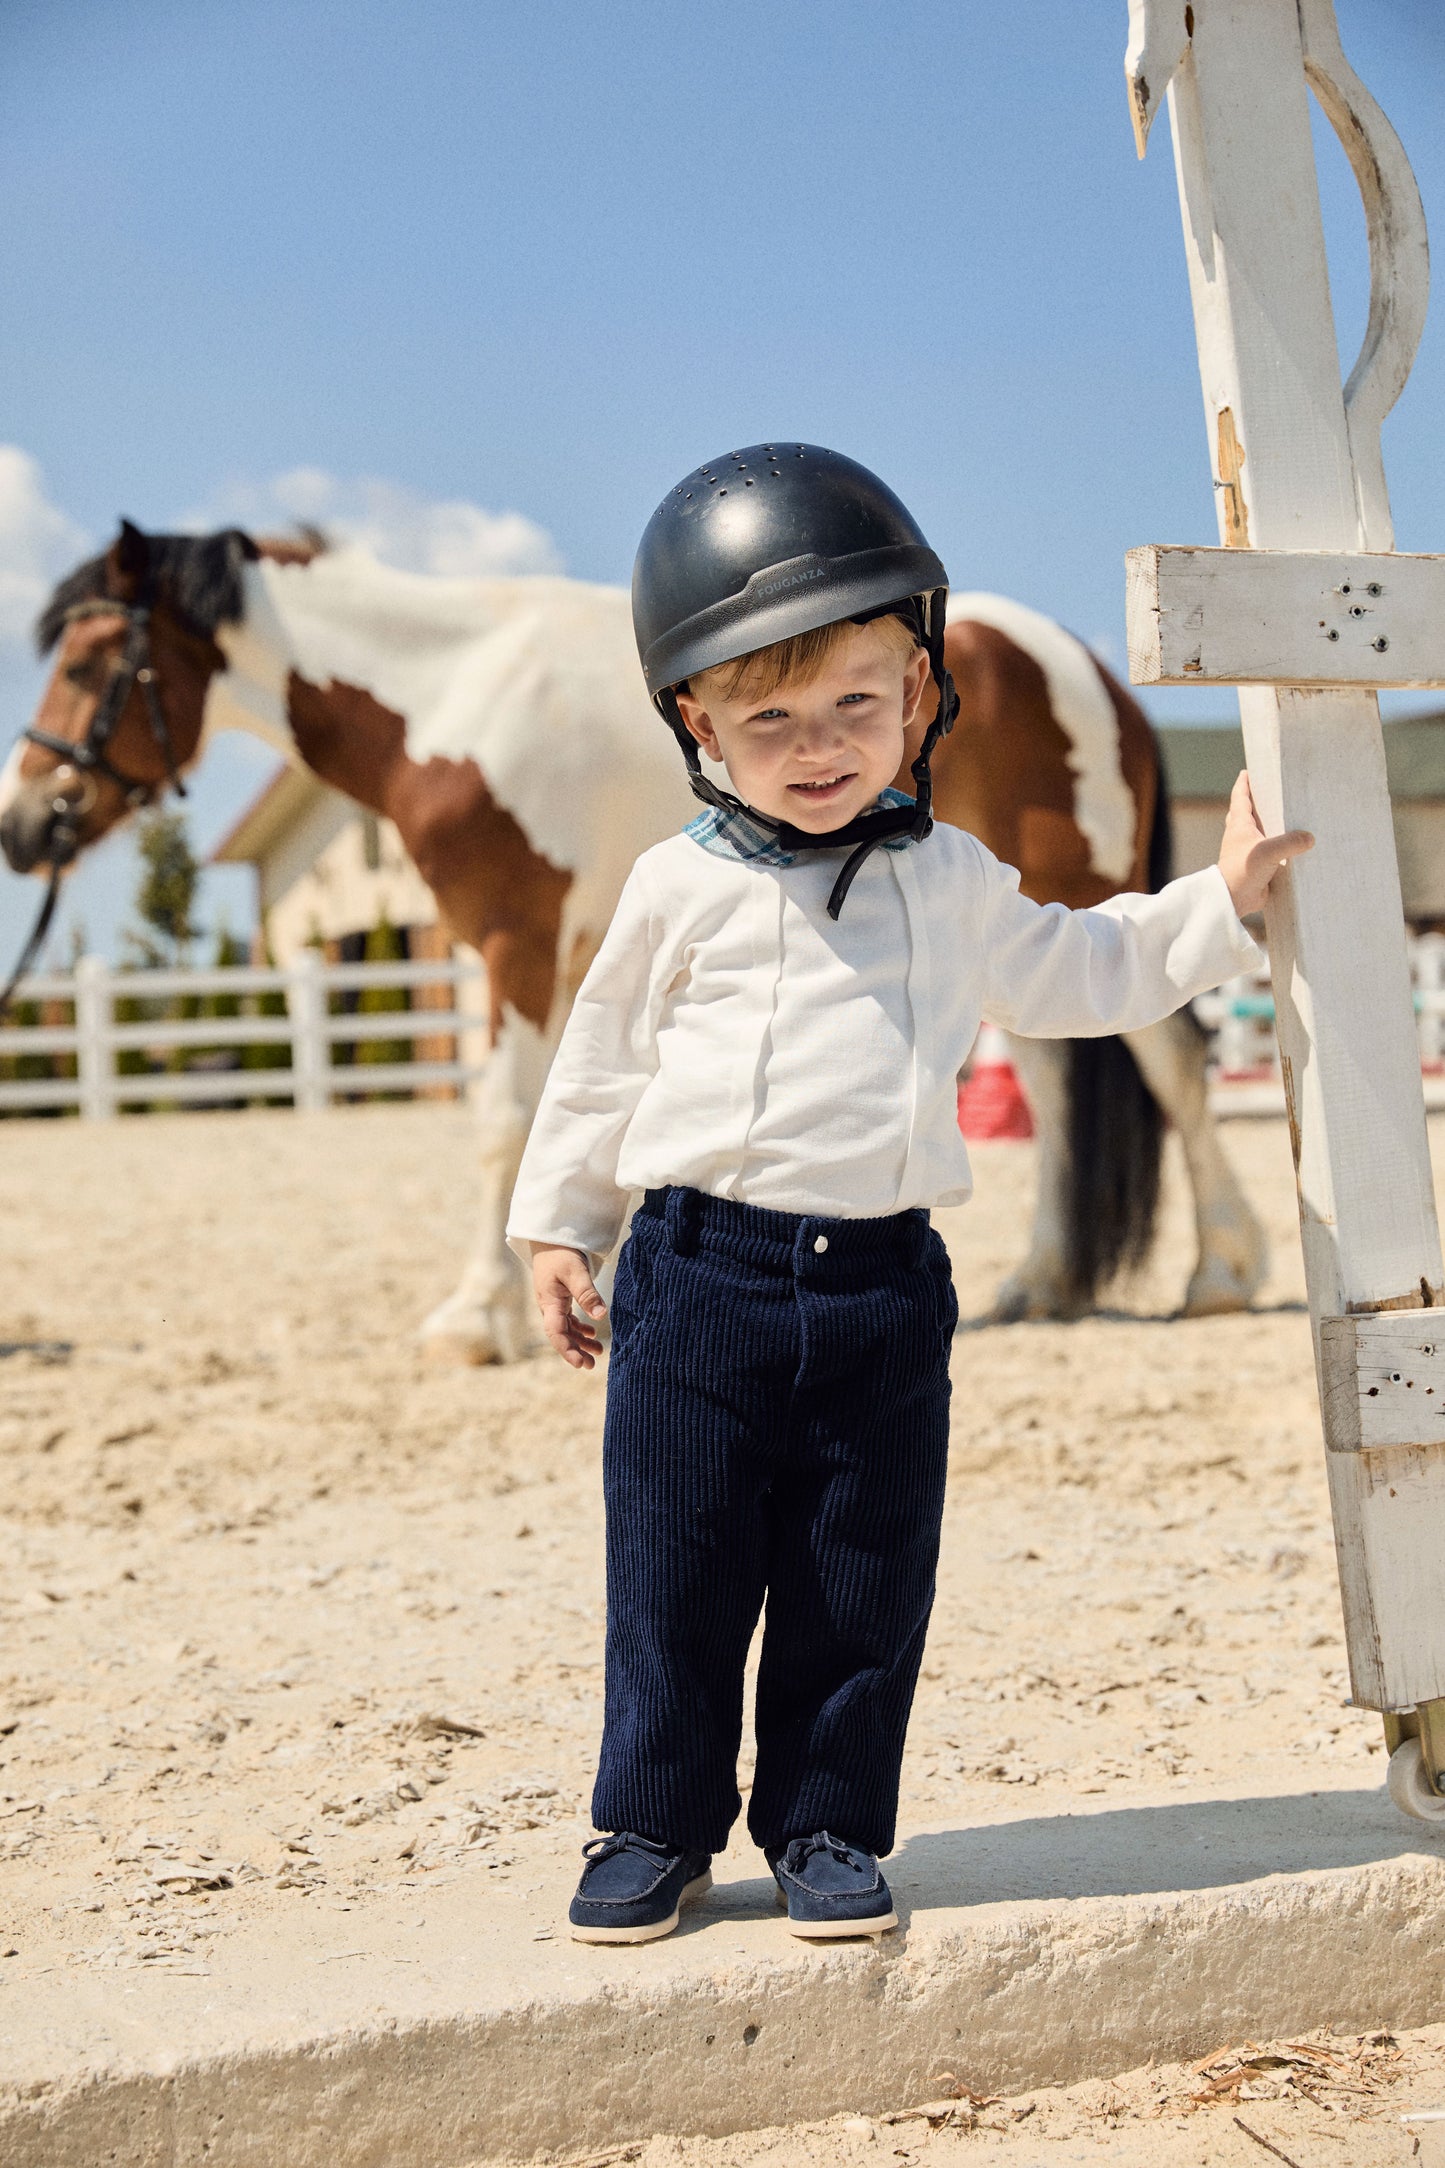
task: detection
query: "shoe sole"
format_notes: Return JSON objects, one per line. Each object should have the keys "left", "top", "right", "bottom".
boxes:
{"left": 784, "top": 1909, "right": 898, "bottom": 1939}
{"left": 774, "top": 1884, "right": 897, "bottom": 1938}
{"left": 569, "top": 1868, "right": 713, "bottom": 1945}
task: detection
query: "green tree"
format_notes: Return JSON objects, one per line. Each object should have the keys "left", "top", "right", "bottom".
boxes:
{"left": 358, "top": 911, "right": 411, "bottom": 1086}
{"left": 130, "top": 810, "right": 201, "bottom": 967}
{"left": 243, "top": 932, "right": 292, "bottom": 1084}
{"left": 115, "top": 810, "right": 202, "bottom": 1106}
{"left": 188, "top": 924, "right": 246, "bottom": 1091}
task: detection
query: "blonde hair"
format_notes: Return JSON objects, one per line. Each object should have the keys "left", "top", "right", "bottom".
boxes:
{"left": 689, "top": 611, "right": 919, "bottom": 706}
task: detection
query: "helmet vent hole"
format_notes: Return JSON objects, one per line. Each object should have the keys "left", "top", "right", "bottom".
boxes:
{"left": 744, "top": 477, "right": 754, "bottom": 485}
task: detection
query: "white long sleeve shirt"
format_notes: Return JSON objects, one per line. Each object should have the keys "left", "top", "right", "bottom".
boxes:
{"left": 506, "top": 822, "right": 1261, "bottom": 1269}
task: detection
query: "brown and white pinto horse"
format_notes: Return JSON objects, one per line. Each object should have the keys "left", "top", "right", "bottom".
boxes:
{"left": 0, "top": 522, "right": 1264, "bottom": 1357}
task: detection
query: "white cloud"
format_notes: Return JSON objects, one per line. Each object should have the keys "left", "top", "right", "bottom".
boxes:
{"left": 0, "top": 447, "right": 91, "bottom": 650}
{"left": 186, "top": 469, "right": 563, "bottom": 579}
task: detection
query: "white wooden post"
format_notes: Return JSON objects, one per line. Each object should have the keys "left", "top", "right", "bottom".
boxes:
{"left": 1416, "top": 935, "right": 1445, "bottom": 1070}
{"left": 73, "top": 955, "right": 114, "bottom": 1121}
{"left": 453, "top": 941, "right": 492, "bottom": 1105}
{"left": 1124, "top": 0, "right": 1445, "bottom": 1732}
{"left": 286, "top": 946, "right": 329, "bottom": 1111}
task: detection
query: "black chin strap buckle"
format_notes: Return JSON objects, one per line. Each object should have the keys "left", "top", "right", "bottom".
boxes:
{"left": 825, "top": 638, "right": 958, "bottom": 920}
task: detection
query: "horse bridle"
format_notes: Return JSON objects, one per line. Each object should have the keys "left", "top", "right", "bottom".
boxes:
{"left": 0, "top": 587, "right": 189, "bottom": 1016}
{"left": 24, "top": 589, "right": 189, "bottom": 809}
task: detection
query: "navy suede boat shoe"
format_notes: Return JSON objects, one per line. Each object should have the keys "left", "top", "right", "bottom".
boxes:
{"left": 568, "top": 1832, "right": 713, "bottom": 1944}
{"left": 769, "top": 1831, "right": 898, "bottom": 1940}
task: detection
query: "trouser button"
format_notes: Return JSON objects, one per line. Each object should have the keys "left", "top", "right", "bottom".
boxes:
{"left": 813, "top": 1234, "right": 829, "bottom": 1253}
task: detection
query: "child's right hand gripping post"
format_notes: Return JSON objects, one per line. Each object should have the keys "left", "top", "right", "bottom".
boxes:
{"left": 1217, "top": 770, "right": 1314, "bottom": 920}
{"left": 529, "top": 1242, "right": 607, "bottom": 1369}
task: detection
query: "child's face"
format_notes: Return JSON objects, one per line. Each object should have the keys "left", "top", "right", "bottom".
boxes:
{"left": 674, "top": 622, "right": 932, "bottom": 835}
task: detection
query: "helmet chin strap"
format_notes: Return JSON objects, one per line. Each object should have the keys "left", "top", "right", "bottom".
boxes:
{"left": 659, "top": 592, "right": 958, "bottom": 920}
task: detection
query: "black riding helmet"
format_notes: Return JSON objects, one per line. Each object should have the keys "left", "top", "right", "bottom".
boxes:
{"left": 632, "top": 443, "right": 959, "bottom": 918}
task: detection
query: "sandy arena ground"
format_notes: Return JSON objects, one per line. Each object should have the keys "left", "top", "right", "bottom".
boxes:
{"left": 2, "top": 1101, "right": 1445, "bottom": 2165}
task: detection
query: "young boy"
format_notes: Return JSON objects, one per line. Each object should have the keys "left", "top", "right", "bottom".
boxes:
{"left": 506, "top": 444, "right": 1310, "bottom": 1946}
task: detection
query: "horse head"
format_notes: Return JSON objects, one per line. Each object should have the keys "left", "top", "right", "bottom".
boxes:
{"left": 0, "top": 519, "right": 259, "bottom": 876}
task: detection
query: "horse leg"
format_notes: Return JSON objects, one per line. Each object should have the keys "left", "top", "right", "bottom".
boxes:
{"left": 419, "top": 1008, "right": 552, "bottom": 1365}
{"left": 1120, "top": 1010, "right": 1268, "bottom": 1317}
{"left": 990, "top": 1032, "right": 1079, "bottom": 1321}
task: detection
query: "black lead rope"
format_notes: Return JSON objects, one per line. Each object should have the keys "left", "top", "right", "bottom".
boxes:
{"left": 0, "top": 863, "right": 64, "bottom": 1021}
{"left": 0, "top": 791, "right": 82, "bottom": 1020}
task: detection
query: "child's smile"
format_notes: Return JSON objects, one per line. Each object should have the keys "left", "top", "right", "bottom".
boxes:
{"left": 788, "top": 770, "right": 856, "bottom": 805}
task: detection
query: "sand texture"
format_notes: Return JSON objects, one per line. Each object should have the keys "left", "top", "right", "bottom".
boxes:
{"left": 1, "top": 1103, "right": 1444, "bottom": 2163}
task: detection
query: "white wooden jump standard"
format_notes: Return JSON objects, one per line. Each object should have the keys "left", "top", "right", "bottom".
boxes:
{"left": 1122, "top": 0, "right": 1445, "bottom": 1821}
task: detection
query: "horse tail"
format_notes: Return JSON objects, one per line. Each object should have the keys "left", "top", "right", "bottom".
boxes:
{"left": 1060, "top": 732, "right": 1172, "bottom": 1309}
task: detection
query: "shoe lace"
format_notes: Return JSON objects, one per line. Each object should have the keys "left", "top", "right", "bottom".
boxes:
{"left": 582, "top": 1830, "right": 676, "bottom": 1865}
{"left": 782, "top": 1829, "right": 864, "bottom": 1874}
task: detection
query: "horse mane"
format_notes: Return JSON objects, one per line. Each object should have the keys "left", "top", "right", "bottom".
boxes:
{"left": 35, "top": 526, "right": 265, "bottom": 655}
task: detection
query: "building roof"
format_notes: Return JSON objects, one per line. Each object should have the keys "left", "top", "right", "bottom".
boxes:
{"left": 209, "top": 763, "right": 333, "bottom": 864}
{"left": 1158, "top": 711, "right": 1445, "bottom": 801}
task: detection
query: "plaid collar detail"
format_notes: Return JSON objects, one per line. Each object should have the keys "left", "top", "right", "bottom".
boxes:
{"left": 685, "top": 786, "right": 918, "bottom": 868}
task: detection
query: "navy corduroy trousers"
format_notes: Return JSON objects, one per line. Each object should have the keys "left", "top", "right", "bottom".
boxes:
{"left": 593, "top": 1184, "right": 957, "bottom": 1858}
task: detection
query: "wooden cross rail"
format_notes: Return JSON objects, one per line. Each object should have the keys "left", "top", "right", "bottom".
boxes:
{"left": 1123, "top": 0, "right": 1445, "bottom": 1743}
{"left": 1128, "top": 547, "right": 1445, "bottom": 691}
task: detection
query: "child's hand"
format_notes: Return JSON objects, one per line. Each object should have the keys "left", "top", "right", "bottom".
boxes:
{"left": 529, "top": 1242, "right": 607, "bottom": 1369}
{"left": 1218, "top": 771, "right": 1314, "bottom": 919}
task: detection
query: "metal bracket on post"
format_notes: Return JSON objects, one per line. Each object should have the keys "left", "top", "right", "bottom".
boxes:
{"left": 1384, "top": 1702, "right": 1445, "bottom": 1797}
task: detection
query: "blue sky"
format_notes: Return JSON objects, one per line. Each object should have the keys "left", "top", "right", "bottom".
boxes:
{"left": 0, "top": 0, "right": 1440, "bottom": 959}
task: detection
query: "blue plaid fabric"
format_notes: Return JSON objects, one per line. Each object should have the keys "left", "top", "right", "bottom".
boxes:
{"left": 685, "top": 785, "right": 918, "bottom": 867}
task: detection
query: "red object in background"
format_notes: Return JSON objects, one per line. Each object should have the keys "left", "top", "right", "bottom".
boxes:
{"left": 957, "top": 1025, "right": 1034, "bottom": 1141}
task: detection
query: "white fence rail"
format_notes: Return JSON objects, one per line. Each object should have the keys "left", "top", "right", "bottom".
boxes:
{"left": 0, "top": 951, "right": 487, "bottom": 1117}
{"left": 1195, "top": 931, "right": 1445, "bottom": 1109}
{"left": 5, "top": 936, "right": 1445, "bottom": 1121}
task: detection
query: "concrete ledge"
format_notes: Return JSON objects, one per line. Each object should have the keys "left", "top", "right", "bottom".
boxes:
{"left": 4, "top": 1787, "right": 1445, "bottom": 2166}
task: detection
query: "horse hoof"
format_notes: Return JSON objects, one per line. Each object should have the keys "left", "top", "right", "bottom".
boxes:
{"left": 418, "top": 1297, "right": 534, "bottom": 1366}
{"left": 420, "top": 1330, "right": 501, "bottom": 1367}
{"left": 1180, "top": 1286, "right": 1251, "bottom": 1319}
{"left": 989, "top": 1275, "right": 1080, "bottom": 1324}
{"left": 1180, "top": 1261, "right": 1262, "bottom": 1318}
